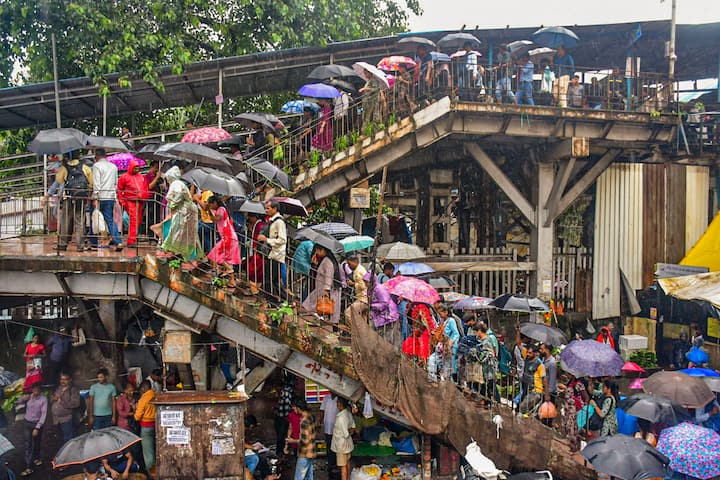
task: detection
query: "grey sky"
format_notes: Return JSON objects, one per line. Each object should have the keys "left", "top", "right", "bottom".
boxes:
{"left": 409, "top": 0, "right": 720, "bottom": 32}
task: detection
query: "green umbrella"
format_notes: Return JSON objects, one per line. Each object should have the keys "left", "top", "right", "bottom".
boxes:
{"left": 340, "top": 235, "right": 375, "bottom": 253}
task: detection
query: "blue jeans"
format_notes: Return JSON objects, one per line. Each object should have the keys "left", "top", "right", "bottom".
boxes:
{"left": 93, "top": 415, "right": 112, "bottom": 430}
{"left": 100, "top": 200, "right": 122, "bottom": 245}
{"left": 495, "top": 77, "right": 515, "bottom": 102}
{"left": 58, "top": 420, "right": 75, "bottom": 443}
{"left": 516, "top": 81, "right": 534, "bottom": 105}
{"left": 294, "top": 457, "right": 314, "bottom": 480}
{"left": 246, "top": 453, "right": 260, "bottom": 474}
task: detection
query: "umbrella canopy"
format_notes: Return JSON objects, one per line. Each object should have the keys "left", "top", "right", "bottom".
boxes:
{"left": 417, "top": 274, "right": 456, "bottom": 290}
{"left": 559, "top": 340, "right": 625, "bottom": 377}
{"left": 106, "top": 153, "right": 147, "bottom": 171}
{"left": 442, "top": 292, "right": 469, "bottom": 303}
{"left": 629, "top": 378, "right": 647, "bottom": 390}
{"left": 679, "top": 367, "right": 720, "bottom": 377}
{"left": 429, "top": 52, "right": 452, "bottom": 62}
{"left": 52, "top": 427, "right": 141, "bottom": 468}
{"left": 449, "top": 50, "right": 482, "bottom": 59}
{"left": 656, "top": 422, "right": 720, "bottom": 480}
{"left": 155, "top": 142, "right": 231, "bottom": 170}
{"left": 352, "top": 62, "right": 390, "bottom": 88}
{"left": 235, "top": 113, "right": 277, "bottom": 132}
{"left": 394, "top": 262, "right": 435, "bottom": 276}
{"left": 519, "top": 323, "right": 568, "bottom": 346}
{"left": 437, "top": 32, "right": 481, "bottom": 50}
{"left": 281, "top": 100, "right": 320, "bottom": 115}
{"left": 245, "top": 159, "right": 291, "bottom": 190}
{"left": 230, "top": 199, "right": 266, "bottom": 215}
{"left": 532, "top": 26, "right": 580, "bottom": 48}
{"left": 386, "top": 276, "right": 441, "bottom": 304}
{"left": 397, "top": 36, "right": 436, "bottom": 51}
{"left": 294, "top": 227, "right": 344, "bottom": 256}
{"left": 340, "top": 235, "right": 375, "bottom": 253}
{"left": 86, "top": 135, "right": 130, "bottom": 152}
{"left": 507, "top": 40, "right": 535, "bottom": 58}
{"left": 0, "top": 433, "right": 14, "bottom": 457}
{"left": 622, "top": 361, "right": 646, "bottom": 373}
{"left": 686, "top": 347, "right": 710, "bottom": 365}
{"left": 273, "top": 197, "right": 308, "bottom": 217}
{"left": 217, "top": 135, "right": 245, "bottom": 147}
{"left": 377, "top": 242, "right": 425, "bottom": 261}
{"left": 0, "top": 369, "right": 19, "bottom": 387}
{"left": 298, "top": 83, "right": 341, "bottom": 99}
{"left": 618, "top": 394, "right": 691, "bottom": 426}
{"left": 581, "top": 434, "right": 669, "bottom": 480}
{"left": 377, "top": 56, "right": 417, "bottom": 72}
{"left": 326, "top": 78, "right": 359, "bottom": 94}
{"left": 181, "top": 127, "right": 233, "bottom": 144}
{"left": 135, "top": 142, "right": 173, "bottom": 163}
{"left": 703, "top": 376, "right": 720, "bottom": 392}
{"left": 182, "top": 167, "right": 248, "bottom": 197}
{"left": 454, "top": 296, "right": 495, "bottom": 310}
{"left": 528, "top": 46, "right": 557, "bottom": 61}
{"left": 309, "top": 222, "right": 358, "bottom": 240}
{"left": 234, "top": 171, "right": 254, "bottom": 191}
{"left": 643, "top": 371, "right": 715, "bottom": 409}
{"left": 490, "top": 293, "right": 549, "bottom": 312}
{"left": 307, "top": 64, "right": 361, "bottom": 81}
{"left": 28, "top": 128, "right": 88, "bottom": 155}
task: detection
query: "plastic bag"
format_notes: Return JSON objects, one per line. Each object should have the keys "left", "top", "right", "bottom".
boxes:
{"left": 91, "top": 208, "right": 108, "bottom": 235}
{"left": 350, "top": 464, "right": 381, "bottom": 480}
{"left": 363, "top": 392, "right": 374, "bottom": 419}
{"left": 23, "top": 328, "right": 35, "bottom": 344}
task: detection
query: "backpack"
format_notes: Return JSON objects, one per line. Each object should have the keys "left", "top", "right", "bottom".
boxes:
{"left": 258, "top": 216, "right": 281, "bottom": 257}
{"left": 457, "top": 335, "right": 479, "bottom": 357}
{"left": 497, "top": 343, "right": 513, "bottom": 376}
{"left": 64, "top": 162, "right": 89, "bottom": 197}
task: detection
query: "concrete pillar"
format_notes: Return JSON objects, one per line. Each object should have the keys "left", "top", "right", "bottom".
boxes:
{"left": 531, "top": 162, "right": 555, "bottom": 301}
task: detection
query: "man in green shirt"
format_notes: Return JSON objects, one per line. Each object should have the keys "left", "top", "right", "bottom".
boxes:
{"left": 88, "top": 368, "right": 117, "bottom": 430}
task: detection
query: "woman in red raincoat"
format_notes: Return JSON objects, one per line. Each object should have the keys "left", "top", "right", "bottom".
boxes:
{"left": 117, "top": 159, "right": 150, "bottom": 246}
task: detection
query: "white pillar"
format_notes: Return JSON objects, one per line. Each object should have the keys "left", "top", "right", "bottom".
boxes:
{"left": 531, "top": 162, "right": 555, "bottom": 301}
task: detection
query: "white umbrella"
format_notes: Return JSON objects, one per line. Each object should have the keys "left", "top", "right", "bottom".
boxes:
{"left": 352, "top": 62, "right": 390, "bottom": 89}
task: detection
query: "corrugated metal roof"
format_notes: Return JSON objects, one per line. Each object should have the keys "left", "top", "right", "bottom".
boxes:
{"left": 685, "top": 166, "right": 710, "bottom": 252}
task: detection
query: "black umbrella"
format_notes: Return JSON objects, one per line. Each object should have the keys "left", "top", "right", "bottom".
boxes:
{"left": 490, "top": 293, "right": 549, "bottom": 312}
{"left": 507, "top": 40, "right": 535, "bottom": 58}
{"left": 85, "top": 135, "right": 130, "bottom": 152}
{"left": 437, "top": 32, "right": 481, "bottom": 50}
{"left": 309, "top": 222, "right": 358, "bottom": 239}
{"left": 581, "top": 434, "right": 669, "bottom": 480}
{"left": 218, "top": 135, "right": 245, "bottom": 147}
{"left": 307, "top": 64, "right": 362, "bottom": 81}
{"left": 182, "top": 167, "right": 248, "bottom": 197}
{"left": 295, "top": 227, "right": 344, "bottom": 256}
{"left": 155, "top": 142, "right": 231, "bottom": 170}
{"left": 245, "top": 159, "right": 291, "bottom": 190}
{"left": 28, "top": 128, "right": 88, "bottom": 155}
{"left": 397, "top": 36, "right": 436, "bottom": 51}
{"left": 235, "top": 171, "right": 254, "bottom": 191}
{"left": 0, "top": 369, "right": 19, "bottom": 387}
{"left": 235, "top": 113, "right": 276, "bottom": 132}
{"left": 619, "top": 394, "right": 691, "bottom": 426}
{"left": 273, "top": 197, "right": 308, "bottom": 217}
{"left": 519, "top": 323, "right": 568, "bottom": 346}
{"left": 326, "top": 78, "right": 360, "bottom": 94}
{"left": 52, "top": 427, "right": 141, "bottom": 468}
{"left": 229, "top": 199, "right": 266, "bottom": 215}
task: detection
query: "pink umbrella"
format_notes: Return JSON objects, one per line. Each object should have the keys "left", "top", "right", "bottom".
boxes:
{"left": 450, "top": 50, "right": 482, "bottom": 59}
{"left": 629, "top": 378, "right": 647, "bottom": 390}
{"left": 181, "top": 127, "right": 233, "bottom": 144}
{"left": 106, "top": 153, "right": 146, "bottom": 171}
{"left": 386, "top": 276, "right": 440, "bottom": 304}
{"left": 622, "top": 361, "right": 646, "bottom": 373}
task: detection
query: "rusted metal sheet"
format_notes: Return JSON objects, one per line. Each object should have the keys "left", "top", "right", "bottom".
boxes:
{"left": 155, "top": 392, "right": 246, "bottom": 480}
{"left": 593, "top": 164, "right": 644, "bottom": 319}
{"left": 685, "top": 165, "right": 710, "bottom": 251}
{"left": 163, "top": 331, "right": 194, "bottom": 364}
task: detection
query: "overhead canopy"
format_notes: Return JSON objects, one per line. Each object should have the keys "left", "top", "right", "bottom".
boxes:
{"left": 658, "top": 271, "right": 720, "bottom": 309}
{"left": 681, "top": 211, "right": 720, "bottom": 272}
{"left": 1, "top": 20, "right": 718, "bottom": 130}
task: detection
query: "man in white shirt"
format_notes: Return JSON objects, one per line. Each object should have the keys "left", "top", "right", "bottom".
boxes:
{"left": 90, "top": 149, "right": 122, "bottom": 251}
{"left": 331, "top": 398, "right": 355, "bottom": 480}
{"left": 320, "top": 394, "right": 339, "bottom": 479}
{"left": 258, "top": 200, "right": 287, "bottom": 301}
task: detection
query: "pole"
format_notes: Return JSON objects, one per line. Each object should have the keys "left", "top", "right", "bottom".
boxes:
{"left": 217, "top": 69, "right": 223, "bottom": 128}
{"left": 102, "top": 94, "right": 107, "bottom": 136}
{"left": 51, "top": 32, "right": 61, "bottom": 127}
{"left": 668, "top": 0, "right": 677, "bottom": 103}
{"left": 367, "top": 167, "right": 389, "bottom": 307}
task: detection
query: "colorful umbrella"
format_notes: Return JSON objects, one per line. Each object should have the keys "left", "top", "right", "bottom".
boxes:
{"left": 352, "top": 62, "right": 390, "bottom": 89}
{"left": 679, "top": 367, "right": 720, "bottom": 377}
{"left": 377, "top": 56, "right": 417, "bottom": 72}
{"left": 454, "top": 296, "right": 495, "bottom": 310}
{"left": 618, "top": 394, "right": 691, "bottom": 426}
{"left": 581, "top": 434, "right": 669, "bottom": 480}
{"left": 281, "top": 100, "right": 320, "bottom": 114}
{"left": 441, "top": 292, "right": 469, "bottom": 303}
{"left": 181, "top": 127, "right": 233, "bottom": 144}
{"left": 394, "top": 262, "right": 435, "bottom": 276}
{"left": 559, "top": 340, "right": 624, "bottom": 378}
{"left": 340, "top": 235, "right": 375, "bottom": 253}
{"left": 656, "top": 422, "right": 720, "bottom": 480}
{"left": 622, "top": 361, "right": 646, "bottom": 373}
{"left": 106, "top": 153, "right": 146, "bottom": 171}
{"left": 643, "top": 371, "right": 715, "bottom": 409}
{"left": 686, "top": 346, "right": 710, "bottom": 365}
{"left": 386, "top": 276, "right": 440, "bottom": 304}
{"left": 298, "top": 83, "right": 341, "bottom": 99}
{"left": 532, "top": 26, "right": 580, "bottom": 49}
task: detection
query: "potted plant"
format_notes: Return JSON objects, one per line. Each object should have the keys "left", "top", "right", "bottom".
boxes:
{"left": 268, "top": 302, "right": 294, "bottom": 332}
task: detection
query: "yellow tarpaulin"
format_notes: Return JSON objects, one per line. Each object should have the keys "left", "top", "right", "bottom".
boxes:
{"left": 658, "top": 271, "right": 720, "bottom": 309}
{"left": 681, "top": 211, "right": 720, "bottom": 271}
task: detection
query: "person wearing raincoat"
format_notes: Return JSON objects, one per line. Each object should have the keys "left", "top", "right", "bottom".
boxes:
{"left": 364, "top": 271, "right": 400, "bottom": 348}
{"left": 117, "top": 159, "right": 150, "bottom": 246}
{"left": 152, "top": 166, "right": 200, "bottom": 261}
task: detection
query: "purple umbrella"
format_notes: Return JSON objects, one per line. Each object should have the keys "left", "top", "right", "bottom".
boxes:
{"left": 559, "top": 340, "right": 624, "bottom": 378}
{"left": 656, "top": 422, "right": 720, "bottom": 480}
{"left": 106, "top": 153, "right": 146, "bottom": 171}
{"left": 298, "top": 83, "right": 341, "bottom": 99}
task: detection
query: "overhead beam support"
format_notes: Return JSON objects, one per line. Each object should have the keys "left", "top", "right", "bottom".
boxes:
{"left": 466, "top": 143, "right": 536, "bottom": 226}
{"left": 543, "top": 157, "right": 577, "bottom": 227}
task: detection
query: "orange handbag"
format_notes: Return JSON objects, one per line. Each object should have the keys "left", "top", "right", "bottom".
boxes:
{"left": 317, "top": 295, "right": 335, "bottom": 316}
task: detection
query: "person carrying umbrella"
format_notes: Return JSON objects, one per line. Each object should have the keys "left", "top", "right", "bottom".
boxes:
{"left": 514, "top": 53, "right": 535, "bottom": 106}
{"left": 302, "top": 245, "right": 342, "bottom": 325}
{"left": 364, "top": 271, "right": 400, "bottom": 347}
{"left": 414, "top": 45, "right": 434, "bottom": 104}
{"left": 551, "top": 45, "right": 575, "bottom": 107}
{"left": 257, "top": 199, "right": 287, "bottom": 301}
{"left": 393, "top": 63, "right": 416, "bottom": 119}
{"left": 493, "top": 44, "right": 516, "bottom": 104}
{"left": 311, "top": 98, "right": 334, "bottom": 153}
{"left": 117, "top": 159, "right": 150, "bottom": 247}
{"left": 358, "top": 69, "right": 385, "bottom": 131}
{"left": 54, "top": 153, "right": 94, "bottom": 252}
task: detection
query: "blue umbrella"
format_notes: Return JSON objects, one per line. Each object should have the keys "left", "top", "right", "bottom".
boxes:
{"left": 532, "top": 26, "right": 579, "bottom": 48}
{"left": 281, "top": 100, "right": 320, "bottom": 114}
{"left": 686, "top": 346, "right": 710, "bottom": 366}
{"left": 298, "top": 83, "right": 341, "bottom": 99}
{"left": 679, "top": 367, "right": 720, "bottom": 377}
{"left": 394, "top": 262, "right": 435, "bottom": 276}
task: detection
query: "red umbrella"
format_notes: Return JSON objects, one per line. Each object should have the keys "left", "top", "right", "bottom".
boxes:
{"left": 181, "top": 127, "right": 233, "bottom": 144}
{"left": 622, "top": 361, "right": 646, "bottom": 373}
{"left": 377, "top": 56, "right": 417, "bottom": 72}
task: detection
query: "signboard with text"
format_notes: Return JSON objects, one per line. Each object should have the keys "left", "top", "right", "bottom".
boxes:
{"left": 654, "top": 263, "right": 708, "bottom": 279}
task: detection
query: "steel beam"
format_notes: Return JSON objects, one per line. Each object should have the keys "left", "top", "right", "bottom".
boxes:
{"left": 544, "top": 157, "right": 577, "bottom": 227}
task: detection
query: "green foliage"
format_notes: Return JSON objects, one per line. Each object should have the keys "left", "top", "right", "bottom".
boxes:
{"left": 363, "top": 185, "right": 394, "bottom": 218}
{"left": 334, "top": 135, "right": 349, "bottom": 153}
{"left": 629, "top": 350, "right": 657, "bottom": 369}
{"left": 364, "top": 122, "right": 376, "bottom": 138}
{"left": 168, "top": 258, "right": 182, "bottom": 269}
{"left": 302, "top": 194, "right": 343, "bottom": 225}
{"left": 212, "top": 276, "right": 228, "bottom": 288}
{"left": 308, "top": 149, "right": 322, "bottom": 167}
{"left": 268, "top": 301, "right": 294, "bottom": 325}
{"left": 350, "top": 130, "right": 360, "bottom": 146}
